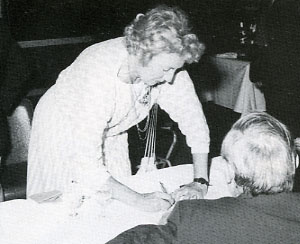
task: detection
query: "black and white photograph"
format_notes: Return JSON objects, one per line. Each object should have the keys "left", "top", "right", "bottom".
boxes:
{"left": 0, "top": 0, "right": 300, "bottom": 243}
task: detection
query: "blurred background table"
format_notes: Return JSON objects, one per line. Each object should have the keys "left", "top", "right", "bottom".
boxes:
{"left": 199, "top": 56, "right": 266, "bottom": 115}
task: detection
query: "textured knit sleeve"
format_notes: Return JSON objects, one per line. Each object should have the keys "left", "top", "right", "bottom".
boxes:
{"left": 157, "top": 70, "right": 210, "bottom": 154}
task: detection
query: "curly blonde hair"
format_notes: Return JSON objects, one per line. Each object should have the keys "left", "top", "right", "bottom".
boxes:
{"left": 124, "top": 5, "right": 205, "bottom": 65}
{"left": 221, "top": 112, "right": 297, "bottom": 196}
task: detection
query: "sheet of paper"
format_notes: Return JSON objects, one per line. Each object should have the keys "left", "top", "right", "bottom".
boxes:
{"left": 29, "top": 190, "right": 62, "bottom": 203}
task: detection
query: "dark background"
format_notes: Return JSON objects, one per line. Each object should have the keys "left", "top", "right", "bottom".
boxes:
{"left": 5, "top": 0, "right": 241, "bottom": 43}
{"left": 2, "top": 0, "right": 261, "bottom": 89}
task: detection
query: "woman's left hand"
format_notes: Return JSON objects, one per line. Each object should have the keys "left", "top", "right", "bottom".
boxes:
{"left": 171, "top": 182, "right": 208, "bottom": 201}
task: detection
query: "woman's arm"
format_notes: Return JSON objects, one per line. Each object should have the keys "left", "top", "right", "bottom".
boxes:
{"left": 106, "top": 176, "right": 174, "bottom": 212}
{"left": 157, "top": 71, "right": 210, "bottom": 200}
{"left": 156, "top": 71, "right": 209, "bottom": 157}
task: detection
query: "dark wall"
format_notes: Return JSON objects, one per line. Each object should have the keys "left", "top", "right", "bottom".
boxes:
{"left": 5, "top": 0, "right": 242, "bottom": 45}
{"left": 3, "top": 0, "right": 260, "bottom": 89}
{"left": 22, "top": 42, "right": 92, "bottom": 89}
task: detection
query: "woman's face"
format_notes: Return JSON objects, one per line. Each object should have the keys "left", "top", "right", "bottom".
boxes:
{"left": 136, "top": 53, "right": 185, "bottom": 86}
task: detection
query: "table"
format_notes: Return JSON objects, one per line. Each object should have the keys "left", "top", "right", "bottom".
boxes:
{"left": 0, "top": 157, "right": 239, "bottom": 244}
{"left": 199, "top": 57, "right": 266, "bottom": 115}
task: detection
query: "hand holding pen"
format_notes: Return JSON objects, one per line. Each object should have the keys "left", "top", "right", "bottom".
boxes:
{"left": 159, "top": 181, "right": 175, "bottom": 205}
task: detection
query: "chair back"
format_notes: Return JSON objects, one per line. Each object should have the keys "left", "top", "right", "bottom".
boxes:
{"left": 5, "top": 98, "right": 33, "bottom": 165}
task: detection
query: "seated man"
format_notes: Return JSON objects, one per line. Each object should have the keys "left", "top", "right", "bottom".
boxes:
{"left": 107, "top": 112, "right": 300, "bottom": 244}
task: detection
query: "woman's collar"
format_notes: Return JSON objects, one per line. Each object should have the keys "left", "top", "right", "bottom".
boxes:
{"left": 117, "top": 55, "right": 141, "bottom": 84}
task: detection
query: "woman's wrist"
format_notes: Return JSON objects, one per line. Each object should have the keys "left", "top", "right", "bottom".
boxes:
{"left": 193, "top": 177, "right": 210, "bottom": 186}
{"left": 192, "top": 153, "right": 209, "bottom": 180}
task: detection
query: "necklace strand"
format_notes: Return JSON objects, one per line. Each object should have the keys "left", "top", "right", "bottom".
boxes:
{"left": 136, "top": 86, "right": 152, "bottom": 140}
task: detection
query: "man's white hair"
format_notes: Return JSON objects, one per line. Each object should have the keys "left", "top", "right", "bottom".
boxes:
{"left": 221, "top": 112, "right": 297, "bottom": 195}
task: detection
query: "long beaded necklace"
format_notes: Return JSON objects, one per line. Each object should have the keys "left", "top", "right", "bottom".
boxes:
{"left": 136, "top": 86, "right": 153, "bottom": 140}
{"left": 118, "top": 57, "right": 154, "bottom": 141}
{"left": 136, "top": 95, "right": 159, "bottom": 174}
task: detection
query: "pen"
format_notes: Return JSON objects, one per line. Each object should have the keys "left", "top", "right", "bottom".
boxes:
{"left": 159, "top": 181, "right": 168, "bottom": 194}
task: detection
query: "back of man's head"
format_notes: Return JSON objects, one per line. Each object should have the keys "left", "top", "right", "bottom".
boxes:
{"left": 221, "top": 112, "right": 297, "bottom": 196}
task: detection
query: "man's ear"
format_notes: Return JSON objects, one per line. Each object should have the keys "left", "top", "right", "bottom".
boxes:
{"left": 296, "top": 155, "right": 299, "bottom": 169}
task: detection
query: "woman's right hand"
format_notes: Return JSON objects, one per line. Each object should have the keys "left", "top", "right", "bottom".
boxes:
{"left": 135, "top": 192, "right": 175, "bottom": 212}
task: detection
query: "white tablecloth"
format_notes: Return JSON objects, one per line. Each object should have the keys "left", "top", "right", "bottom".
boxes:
{"left": 200, "top": 57, "right": 266, "bottom": 115}
{"left": 0, "top": 157, "right": 238, "bottom": 244}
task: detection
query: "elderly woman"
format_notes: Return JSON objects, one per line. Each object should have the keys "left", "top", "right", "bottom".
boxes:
{"left": 27, "top": 5, "right": 210, "bottom": 212}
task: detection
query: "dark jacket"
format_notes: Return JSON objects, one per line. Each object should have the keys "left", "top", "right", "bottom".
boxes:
{"left": 0, "top": 19, "right": 32, "bottom": 156}
{"left": 107, "top": 193, "right": 300, "bottom": 244}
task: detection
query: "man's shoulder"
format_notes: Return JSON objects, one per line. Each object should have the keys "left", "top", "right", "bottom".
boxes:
{"left": 176, "top": 192, "right": 300, "bottom": 218}
{"left": 172, "top": 193, "right": 300, "bottom": 243}
{"left": 174, "top": 197, "right": 238, "bottom": 221}
{"left": 246, "top": 192, "right": 300, "bottom": 216}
